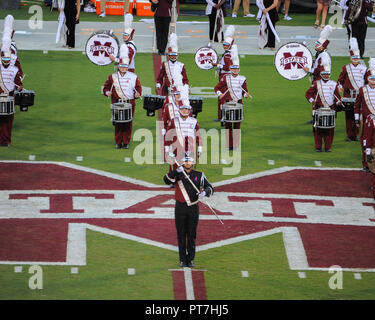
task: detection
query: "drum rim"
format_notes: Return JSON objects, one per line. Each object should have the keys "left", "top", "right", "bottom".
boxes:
{"left": 274, "top": 41, "right": 313, "bottom": 81}
{"left": 194, "top": 46, "right": 218, "bottom": 71}
{"left": 85, "top": 30, "right": 120, "bottom": 67}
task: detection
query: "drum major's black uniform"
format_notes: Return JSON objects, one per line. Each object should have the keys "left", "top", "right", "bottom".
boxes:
{"left": 164, "top": 155, "right": 214, "bottom": 268}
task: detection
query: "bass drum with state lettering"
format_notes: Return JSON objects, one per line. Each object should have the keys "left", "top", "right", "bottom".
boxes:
{"left": 85, "top": 30, "right": 120, "bottom": 66}
{"left": 274, "top": 42, "right": 313, "bottom": 81}
{"left": 194, "top": 46, "right": 218, "bottom": 70}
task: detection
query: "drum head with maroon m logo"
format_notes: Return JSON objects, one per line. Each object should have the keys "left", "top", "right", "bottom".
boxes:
{"left": 275, "top": 42, "right": 313, "bottom": 81}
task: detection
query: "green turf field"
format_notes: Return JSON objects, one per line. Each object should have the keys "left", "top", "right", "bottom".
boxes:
{"left": 0, "top": 50, "right": 365, "bottom": 183}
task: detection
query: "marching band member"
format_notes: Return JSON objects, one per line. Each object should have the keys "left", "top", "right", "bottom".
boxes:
{"left": 164, "top": 97, "right": 203, "bottom": 169}
{"left": 0, "top": 34, "right": 23, "bottom": 147}
{"left": 354, "top": 59, "right": 375, "bottom": 171}
{"left": 156, "top": 33, "right": 189, "bottom": 97}
{"left": 3, "top": 15, "right": 23, "bottom": 77}
{"left": 303, "top": 25, "right": 333, "bottom": 82}
{"left": 110, "top": 13, "right": 136, "bottom": 72}
{"left": 362, "top": 113, "right": 375, "bottom": 199}
{"left": 103, "top": 44, "right": 142, "bottom": 149}
{"left": 162, "top": 84, "right": 190, "bottom": 135}
{"left": 214, "top": 46, "right": 251, "bottom": 150}
{"left": 163, "top": 152, "right": 214, "bottom": 268}
{"left": 337, "top": 37, "right": 367, "bottom": 142}
{"left": 212, "top": 25, "right": 235, "bottom": 122}
{"left": 305, "top": 62, "right": 342, "bottom": 152}
{"left": 344, "top": 0, "right": 373, "bottom": 60}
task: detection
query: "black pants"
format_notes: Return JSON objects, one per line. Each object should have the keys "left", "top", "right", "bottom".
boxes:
{"left": 64, "top": 8, "right": 77, "bottom": 48}
{"left": 351, "top": 23, "right": 368, "bottom": 58}
{"left": 208, "top": 10, "right": 223, "bottom": 42}
{"left": 175, "top": 201, "right": 199, "bottom": 263}
{"left": 154, "top": 16, "right": 171, "bottom": 54}
{"left": 266, "top": 17, "right": 277, "bottom": 48}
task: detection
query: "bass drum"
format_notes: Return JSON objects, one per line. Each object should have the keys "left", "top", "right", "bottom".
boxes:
{"left": 194, "top": 46, "right": 218, "bottom": 71}
{"left": 274, "top": 42, "right": 313, "bottom": 81}
{"left": 85, "top": 30, "right": 120, "bottom": 66}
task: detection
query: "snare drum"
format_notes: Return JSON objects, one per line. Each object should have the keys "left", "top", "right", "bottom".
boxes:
{"left": 0, "top": 96, "right": 15, "bottom": 115}
{"left": 314, "top": 107, "right": 335, "bottom": 129}
{"left": 111, "top": 101, "right": 132, "bottom": 123}
{"left": 189, "top": 96, "right": 203, "bottom": 118}
{"left": 341, "top": 97, "right": 355, "bottom": 112}
{"left": 222, "top": 102, "right": 243, "bottom": 123}
{"left": 143, "top": 95, "right": 165, "bottom": 116}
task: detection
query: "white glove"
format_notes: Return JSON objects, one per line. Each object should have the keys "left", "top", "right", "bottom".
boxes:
{"left": 169, "top": 152, "right": 176, "bottom": 159}
{"left": 161, "top": 128, "right": 166, "bottom": 136}
{"left": 164, "top": 146, "right": 169, "bottom": 153}
{"left": 156, "top": 83, "right": 161, "bottom": 89}
{"left": 199, "top": 191, "right": 206, "bottom": 199}
{"left": 197, "top": 146, "right": 203, "bottom": 157}
{"left": 176, "top": 166, "right": 184, "bottom": 173}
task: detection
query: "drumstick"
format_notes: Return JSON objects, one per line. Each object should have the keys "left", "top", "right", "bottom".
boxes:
{"left": 134, "top": 89, "right": 142, "bottom": 100}
{"left": 241, "top": 87, "right": 253, "bottom": 99}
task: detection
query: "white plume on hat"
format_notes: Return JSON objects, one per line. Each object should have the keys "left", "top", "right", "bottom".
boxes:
{"left": 1, "top": 16, "right": 12, "bottom": 55}
{"left": 349, "top": 37, "right": 360, "bottom": 57}
{"left": 119, "top": 43, "right": 129, "bottom": 65}
{"left": 224, "top": 25, "right": 235, "bottom": 45}
{"left": 172, "top": 66, "right": 183, "bottom": 87}
{"left": 123, "top": 13, "right": 134, "bottom": 35}
{"left": 168, "top": 33, "right": 178, "bottom": 53}
{"left": 181, "top": 97, "right": 191, "bottom": 108}
{"left": 230, "top": 44, "right": 239, "bottom": 67}
{"left": 179, "top": 84, "right": 190, "bottom": 101}
{"left": 4, "top": 15, "right": 14, "bottom": 33}
{"left": 318, "top": 25, "right": 333, "bottom": 44}
{"left": 369, "top": 58, "right": 375, "bottom": 76}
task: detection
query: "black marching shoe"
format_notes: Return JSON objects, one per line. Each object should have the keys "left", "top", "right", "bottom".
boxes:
{"left": 325, "top": 149, "right": 331, "bottom": 152}
{"left": 123, "top": 144, "right": 129, "bottom": 149}
{"left": 352, "top": 137, "right": 359, "bottom": 142}
{"left": 345, "top": 137, "right": 351, "bottom": 142}
{"left": 187, "top": 261, "right": 195, "bottom": 268}
{"left": 362, "top": 167, "right": 370, "bottom": 173}
{"left": 315, "top": 148, "right": 322, "bottom": 152}
{"left": 116, "top": 144, "right": 122, "bottom": 149}
{"left": 179, "top": 261, "right": 187, "bottom": 268}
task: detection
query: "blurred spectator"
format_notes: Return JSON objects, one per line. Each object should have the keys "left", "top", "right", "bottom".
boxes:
{"left": 231, "top": 0, "right": 255, "bottom": 18}
{"left": 314, "top": 0, "right": 331, "bottom": 29}
{"left": 277, "top": 0, "right": 292, "bottom": 21}
{"left": 150, "top": 0, "right": 173, "bottom": 55}
{"left": 206, "top": 0, "right": 226, "bottom": 43}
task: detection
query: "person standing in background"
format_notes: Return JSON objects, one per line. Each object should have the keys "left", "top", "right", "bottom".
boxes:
{"left": 61, "top": 0, "right": 80, "bottom": 49}
{"left": 277, "top": 0, "right": 292, "bottom": 21}
{"left": 261, "top": 0, "right": 279, "bottom": 51}
{"left": 314, "top": 0, "right": 331, "bottom": 29}
{"left": 231, "top": 0, "right": 255, "bottom": 18}
{"left": 344, "top": 0, "right": 373, "bottom": 60}
{"left": 206, "top": 0, "right": 226, "bottom": 44}
{"left": 150, "top": 0, "right": 173, "bottom": 55}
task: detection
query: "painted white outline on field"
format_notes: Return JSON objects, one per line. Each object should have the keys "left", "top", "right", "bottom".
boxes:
{"left": 1, "top": 161, "right": 375, "bottom": 272}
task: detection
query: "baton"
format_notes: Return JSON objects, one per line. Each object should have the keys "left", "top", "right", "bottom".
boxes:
{"left": 172, "top": 156, "right": 224, "bottom": 225}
